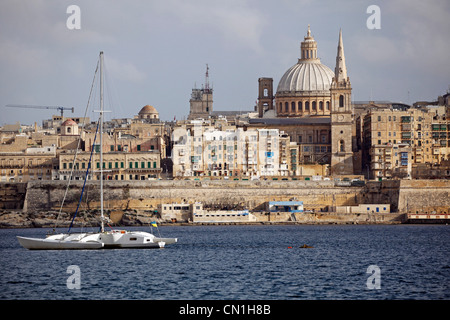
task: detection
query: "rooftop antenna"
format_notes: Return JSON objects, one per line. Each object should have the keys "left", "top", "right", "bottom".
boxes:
{"left": 205, "top": 64, "right": 210, "bottom": 91}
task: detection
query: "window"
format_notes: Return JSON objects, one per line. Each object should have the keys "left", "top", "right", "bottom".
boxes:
{"left": 298, "top": 101, "right": 302, "bottom": 112}
{"left": 285, "top": 102, "right": 288, "bottom": 112}
{"left": 263, "top": 88, "right": 268, "bottom": 97}
{"left": 153, "top": 162, "right": 157, "bottom": 168}
{"left": 137, "top": 145, "right": 141, "bottom": 151}
{"left": 129, "top": 162, "right": 133, "bottom": 169}
{"left": 110, "top": 145, "right": 114, "bottom": 151}
{"left": 339, "top": 95, "right": 344, "bottom": 107}
{"left": 378, "top": 116, "right": 381, "bottom": 121}
{"left": 326, "top": 101, "right": 330, "bottom": 110}
{"left": 319, "top": 101, "right": 323, "bottom": 110}
{"left": 312, "top": 101, "right": 316, "bottom": 111}
{"left": 121, "top": 162, "right": 124, "bottom": 168}
{"left": 305, "top": 101, "right": 310, "bottom": 111}
{"left": 339, "top": 140, "right": 345, "bottom": 152}
{"left": 291, "top": 102, "right": 295, "bottom": 112}
{"left": 141, "top": 162, "right": 145, "bottom": 168}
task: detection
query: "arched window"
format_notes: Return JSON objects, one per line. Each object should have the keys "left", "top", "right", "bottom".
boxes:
{"left": 263, "top": 88, "right": 268, "bottom": 97}
{"left": 305, "top": 101, "right": 310, "bottom": 111}
{"left": 339, "top": 95, "right": 344, "bottom": 108}
{"left": 339, "top": 140, "right": 345, "bottom": 152}
{"left": 326, "top": 101, "right": 330, "bottom": 110}
{"left": 298, "top": 101, "right": 302, "bottom": 113}
{"left": 319, "top": 101, "right": 323, "bottom": 110}
{"left": 291, "top": 101, "right": 296, "bottom": 112}
{"left": 285, "top": 102, "right": 289, "bottom": 112}
{"left": 312, "top": 101, "right": 316, "bottom": 111}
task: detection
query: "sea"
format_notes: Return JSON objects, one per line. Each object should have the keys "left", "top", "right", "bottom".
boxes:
{"left": 0, "top": 224, "right": 449, "bottom": 301}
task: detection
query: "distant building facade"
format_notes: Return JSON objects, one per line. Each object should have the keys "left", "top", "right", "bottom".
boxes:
{"left": 362, "top": 107, "right": 450, "bottom": 179}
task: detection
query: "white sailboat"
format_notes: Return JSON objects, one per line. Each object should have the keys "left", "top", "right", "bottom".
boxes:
{"left": 17, "top": 51, "right": 177, "bottom": 250}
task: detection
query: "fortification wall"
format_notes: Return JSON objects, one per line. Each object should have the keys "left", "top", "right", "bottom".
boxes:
{"left": 23, "top": 180, "right": 365, "bottom": 214}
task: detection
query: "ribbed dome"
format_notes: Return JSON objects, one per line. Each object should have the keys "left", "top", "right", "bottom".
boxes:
{"left": 138, "top": 105, "right": 158, "bottom": 115}
{"left": 61, "top": 119, "right": 77, "bottom": 126}
{"left": 276, "top": 61, "right": 334, "bottom": 93}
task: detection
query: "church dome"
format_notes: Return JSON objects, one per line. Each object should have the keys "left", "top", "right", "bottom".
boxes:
{"left": 138, "top": 105, "right": 158, "bottom": 115}
{"left": 274, "top": 25, "right": 334, "bottom": 118}
{"left": 138, "top": 105, "right": 159, "bottom": 122}
{"left": 276, "top": 25, "right": 334, "bottom": 95}
{"left": 277, "top": 61, "right": 334, "bottom": 93}
{"left": 61, "top": 118, "right": 77, "bottom": 126}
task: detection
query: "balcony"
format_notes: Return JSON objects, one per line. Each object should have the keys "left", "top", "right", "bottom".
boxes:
{"left": 401, "top": 124, "right": 411, "bottom": 131}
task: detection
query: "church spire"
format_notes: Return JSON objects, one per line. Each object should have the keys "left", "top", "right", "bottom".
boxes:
{"left": 334, "top": 29, "right": 348, "bottom": 83}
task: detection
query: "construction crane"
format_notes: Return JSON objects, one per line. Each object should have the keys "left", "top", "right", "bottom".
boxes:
{"left": 5, "top": 104, "right": 74, "bottom": 117}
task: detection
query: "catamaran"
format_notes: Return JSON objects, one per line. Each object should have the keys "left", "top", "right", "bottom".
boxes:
{"left": 17, "top": 52, "right": 177, "bottom": 250}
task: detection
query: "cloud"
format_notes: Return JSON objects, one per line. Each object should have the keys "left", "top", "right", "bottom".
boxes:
{"left": 150, "top": 0, "right": 267, "bottom": 52}
{"left": 354, "top": 0, "right": 450, "bottom": 77}
{"left": 104, "top": 56, "right": 146, "bottom": 83}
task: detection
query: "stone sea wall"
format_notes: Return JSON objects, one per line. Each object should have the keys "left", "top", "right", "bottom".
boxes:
{"left": 0, "top": 179, "right": 449, "bottom": 228}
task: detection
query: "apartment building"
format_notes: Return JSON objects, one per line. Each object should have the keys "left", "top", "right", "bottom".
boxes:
{"left": 362, "top": 108, "right": 449, "bottom": 179}
{"left": 172, "top": 121, "right": 294, "bottom": 178}
{"left": 0, "top": 145, "right": 58, "bottom": 182}
{"left": 59, "top": 150, "right": 161, "bottom": 181}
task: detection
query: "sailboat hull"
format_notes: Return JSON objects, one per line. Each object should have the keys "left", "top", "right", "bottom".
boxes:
{"left": 17, "top": 235, "right": 104, "bottom": 250}
{"left": 17, "top": 231, "right": 177, "bottom": 250}
{"left": 99, "top": 230, "right": 177, "bottom": 249}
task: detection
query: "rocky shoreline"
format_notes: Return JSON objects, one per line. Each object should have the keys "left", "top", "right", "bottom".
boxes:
{"left": 0, "top": 209, "right": 159, "bottom": 229}
{"left": 0, "top": 209, "right": 405, "bottom": 229}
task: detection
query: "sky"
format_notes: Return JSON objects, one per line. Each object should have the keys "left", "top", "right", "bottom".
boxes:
{"left": 1, "top": 0, "right": 449, "bottom": 126}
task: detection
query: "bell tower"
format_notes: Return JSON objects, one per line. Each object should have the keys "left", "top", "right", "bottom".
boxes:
{"left": 188, "top": 65, "right": 214, "bottom": 120}
{"left": 330, "top": 29, "right": 354, "bottom": 175}
{"left": 257, "top": 77, "right": 274, "bottom": 118}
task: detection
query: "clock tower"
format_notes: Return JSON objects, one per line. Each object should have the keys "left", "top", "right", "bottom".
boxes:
{"left": 330, "top": 29, "right": 354, "bottom": 175}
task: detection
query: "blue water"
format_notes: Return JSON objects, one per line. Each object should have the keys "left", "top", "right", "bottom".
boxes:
{"left": 0, "top": 225, "right": 448, "bottom": 300}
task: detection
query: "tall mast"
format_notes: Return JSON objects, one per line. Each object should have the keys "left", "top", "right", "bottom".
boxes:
{"left": 99, "top": 51, "right": 105, "bottom": 233}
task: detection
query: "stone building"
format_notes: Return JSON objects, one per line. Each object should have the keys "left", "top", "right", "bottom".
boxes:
{"left": 251, "top": 26, "right": 355, "bottom": 176}
{"left": 58, "top": 150, "right": 161, "bottom": 181}
{"left": 171, "top": 120, "right": 295, "bottom": 178}
{"left": 362, "top": 107, "right": 450, "bottom": 179}
{"left": 0, "top": 146, "right": 57, "bottom": 182}
{"left": 188, "top": 65, "right": 213, "bottom": 120}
